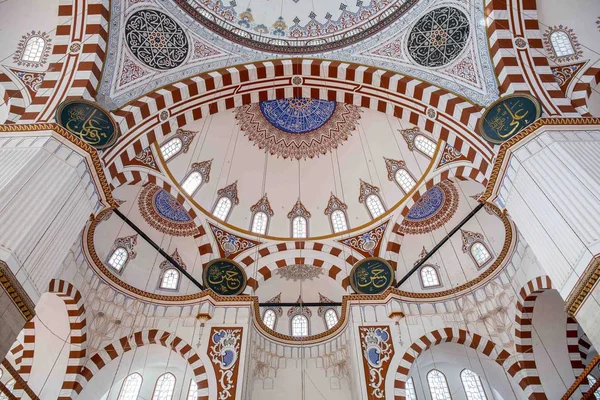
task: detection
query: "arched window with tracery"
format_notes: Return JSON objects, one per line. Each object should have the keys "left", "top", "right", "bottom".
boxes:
{"left": 461, "top": 230, "right": 493, "bottom": 269}
{"left": 158, "top": 249, "right": 185, "bottom": 291}
{"left": 324, "top": 193, "right": 349, "bottom": 233}
{"left": 159, "top": 129, "right": 197, "bottom": 161}
{"left": 288, "top": 200, "right": 310, "bottom": 238}
{"left": 291, "top": 315, "right": 309, "bottom": 337}
{"left": 263, "top": 309, "right": 277, "bottom": 330}
{"left": 181, "top": 160, "right": 212, "bottom": 196}
{"left": 324, "top": 309, "right": 339, "bottom": 329}
{"left": 420, "top": 265, "right": 441, "bottom": 288}
{"left": 550, "top": 30, "right": 575, "bottom": 58}
{"left": 107, "top": 235, "right": 137, "bottom": 274}
{"left": 250, "top": 194, "right": 274, "bottom": 235}
{"left": 152, "top": 372, "right": 176, "bottom": 400}
{"left": 406, "top": 377, "right": 417, "bottom": 400}
{"left": 427, "top": 369, "right": 451, "bottom": 400}
{"left": 160, "top": 269, "right": 180, "bottom": 290}
{"left": 461, "top": 369, "right": 487, "bottom": 400}
{"left": 359, "top": 180, "right": 386, "bottom": 219}
{"left": 117, "top": 373, "right": 143, "bottom": 400}
{"left": 400, "top": 128, "right": 437, "bottom": 158}
{"left": 187, "top": 380, "right": 198, "bottom": 400}
{"left": 15, "top": 32, "right": 51, "bottom": 67}
{"left": 212, "top": 182, "right": 238, "bottom": 221}
{"left": 289, "top": 298, "right": 311, "bottom": 337}
{"left": 385, "top": 158, "right": 417, "bottom": 194}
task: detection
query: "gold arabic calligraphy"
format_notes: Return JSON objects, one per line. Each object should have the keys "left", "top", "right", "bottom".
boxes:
{"left": 65, "top": 105, "right": 112, "bottom": 146}
{"left": 207, "top": 264, "right": 243, "bottom": 293}
{"left": 487, "top": 99, "right": 532, "bottom": 139}
{"left": 355, "top": 263, "right": 390, "bottom": 293}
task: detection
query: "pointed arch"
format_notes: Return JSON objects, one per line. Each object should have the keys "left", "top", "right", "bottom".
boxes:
{"left": 394, "top": 327, "right": 544, "bottom": 400}
{"left": 72, "top": 329, "right": 208, "bottom": 400}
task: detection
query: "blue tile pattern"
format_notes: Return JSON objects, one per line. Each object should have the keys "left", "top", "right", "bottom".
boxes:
{"left": 406, "top": 186, "right": 444, "bottom": 221}
{"left": 154, "top": 189, "right": 192, "bottom": 222}
{"left": 259, "top": 98, "right": 337, "bottom": 134}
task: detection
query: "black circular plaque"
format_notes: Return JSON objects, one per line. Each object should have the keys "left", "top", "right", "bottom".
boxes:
{"left": 349, "top": 257, "right": 394, "bottom": 295}
{"left": 203, "top": 258, "right": 247, "bottom": 296}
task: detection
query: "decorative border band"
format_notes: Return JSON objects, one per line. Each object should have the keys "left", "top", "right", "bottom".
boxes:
{"left": 0, "top": 261, "right": 35, "bottom": 321}
{"left": 566, "top": 256, "right": 600, "bottom": 317}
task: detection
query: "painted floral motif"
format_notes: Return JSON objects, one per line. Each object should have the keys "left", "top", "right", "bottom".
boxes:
{"left": 13, "top": 31, "right": 52, "bottom": 68}
{"left": 236, "top": 98, "right": 361, "bottom": 160}
{"left": 275, "top": 264, "right": 323, "bottom": 281}
{"left": 119, "top": 52, "right": 150, "bottom": 87}
{"left": 287, "top": 296, "right": 312, "bottom": 317}
{"left": 359, "top": 326, "right": 395, "bottom": 400}
{"left": 460, "top": 229, "right": 484, "bottom": 252}
{"left": 159, "top": 249, "right": 186, "bottom": 270}
{"left": 551, "top": 61, "right": 586, "bottom": 90}
{"left": 339, "top": 220, "right": 389, "bottom": 258}
{"left": 208, "top": 327, "right": 243, "bottom": 400}
{"left": 542, "top": 25, "right": 583, "bottom": 63}
{"left": 446, "top": 51, "right": 478, "bottom": 84}
{"left": 130, "top": 146, "right": 160, "bottom": 171}
{"left": 10, "top": 69, "right": 45, "bottom": 95}
{"left": 399, "top": 180, "right": 459, "bottom": 235}
{"left": 437, "top": 144, "right": 468, "bottom": 167}
{"left": 192, "top": 38, "right": 222, "bottom": 60}
{"left": 209, "top": 223, "right": 260, "bottom": 258}
{"left": 138, "top": 184, "right": 198, "bottom": 236}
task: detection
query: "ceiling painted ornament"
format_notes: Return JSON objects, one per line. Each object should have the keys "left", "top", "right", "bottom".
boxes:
{"left": 125, "top": 9, "right": 189, "bottom": 70}
{"left": 407, "top": 7, "right": 469, "bottom": 68}
{"left": 236, "top": 98, "right": 361, "bottom": 160}
{"left": 275, "top": 264, "right": 323, "bottom": 282}
{"left": 399, "top": 180, "right": 459, "bottom": 235}
{"left": 138, "top": 184, "right": 197, "bottom": 236}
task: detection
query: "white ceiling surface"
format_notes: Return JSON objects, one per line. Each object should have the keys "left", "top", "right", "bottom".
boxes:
{"left": 165, "top": 107, "right": 432, "bottom": 238}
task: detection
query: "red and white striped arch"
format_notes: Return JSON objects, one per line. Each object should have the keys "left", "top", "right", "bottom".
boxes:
{"left": 485, "top": 0, "right": 579, "bottom": 116}
{"left": 393, "top": 327, "right": 542, "bottom": 399}
{"left": 0, "top": 72, "right": 28, "bottom": 124}
{"left": 569, "top": 60, "right": 600, "bottom": 115}
{"left": 71, "top": 329, "right": 209, "bottom": 400}
{"left": 103, "top": 59, "right": 494, "bottom": 187}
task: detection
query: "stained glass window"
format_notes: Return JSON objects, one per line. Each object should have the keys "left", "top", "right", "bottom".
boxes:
{"left": 263, "top": 309, "right": 276, "bottom": 329}
{"left": 427, "top": 369, "right": 451, "bottom": 400}
{"left": 550, "top": 31, "right": 575, "bottom": 57}
{"left": 160, "top": 269, "right": 180, "bottom": 290}
{"left": 187, "top": 380, "right": 198, "bottom": 400}
{"left": 213, "top": 197, "right": 233, "bottom": 221}
{"left": 421, "top": 265, "right": 440, "bottom": 288}
{"left": 406, "top": 377, "right": 417, "bottom": 400}
{"left": 461, "top": 369, "right": 487, "bottom": 400}
{"left": 160, "top": 138, "right": 183, "bottom": 161}
{"left": 118, "top": 373, "right": 142, "bottom": 400}
{"left": 331, "top": 210, "right": 348, "bottom": 233}
{"left": 291, "top": 314, "right": 309, "bottom": 337}
{"left": 471, "top": 242, "right": 491, "bottom": 267}
{"left": 395, "top": 169, "right": 417, "bottom": 193}
{"left": 251, "top": 212, "right": 269, "bottom": 235}
{"left": 152, "top": 372, "right": 176, "bottom": 400}
{"left": 22, "top": 37, "right": 46, "bottom": 62}
{"left": 366, "top": 194, "right": 385, "bottom": 218}
{"left": 292, "top": 216, "right": 307, "bottom": 238}
{"left": 415, "top": 135, "right": 436, "bottom": 158}
{"left": 182, "top": 172, "right": 203, "bottom": 195}
{"left": 108, "top": 247, "right": 128, "bottom": 271}
{"left": 324, "top": 309, "right": 339, "bottom": 329}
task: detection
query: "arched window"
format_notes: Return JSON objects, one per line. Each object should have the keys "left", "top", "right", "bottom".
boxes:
{"left": 160, "top": 268, "right": 180, "bottom": 290}
{"left": 420, "top": 265, "right": 441, "bottom": 288}
{"left": 187, "top": 380, "right": 198, "bottom": 400}
{"left": 160, "top": 138, "right": 183, "bottom": 161}
{"left": 395, "top": 169, "right": 417, "bottom": 193}
{"left": 414, "top": 135, "right": 436, "bottom": 158}
{"left": 587, "top": 375, "right": 600, "bottom": 399}
{"left": 330, "top": 209, "right": 348, "bottom": 233}
{"left": 406, "top": 377, "right": 417, "bottom": 400}
{"left": 427, "top": 369, "right": 451, "bottom": 400}
{"left": 324, "top": 309, "right": 339, "bottom": 329}
{"left": 152, "top": 372, "right": 176, "bottom": 400}
{"left": 550, "top": 30, "right": 575, "bottom": 58}
{"left": 291, "top": 314, "right": 309, "bottom": 337}
{"left": 213, "top": 197, "right": 233, "bottom": 221}
{"left": 182, "top": 171, "right": 203, "bottom": 195}
{"left": 118, "top": 373, "right": 143, "bottom": 400}
{"left": 292, "top": 216, "right": 307, "bottom": 238}
{"left": 108, "top": 247, "right": 128, "bottom": 272}
{"left": 263, "top": 309, "right": 277, "bottom": 330}
{"left": 251, "top": 211, "right": 269, "bottom": 235}
{"left": 366, "top": 194, "right": 385, "bottom": 218}
{"left": 471, "top": 242, "right": 491, "bottom": 267}
{"left": 461, "top": 369, "right": 487, "bottom": 400}
{"left": 22, "top": 36, "right": 46, "bottom": 63}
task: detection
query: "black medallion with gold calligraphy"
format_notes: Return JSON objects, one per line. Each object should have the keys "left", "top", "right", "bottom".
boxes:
{"left": 56, "top": 99, "right": 119, "bottom": 150}
{"left": 203, "top": 258, "right": 247, "bottom": 296}
{"left": 349, "top": 257, "right": 394, "bottom": 295}
{"left": 478, "top": 94, "right": 542, "bottom": 145}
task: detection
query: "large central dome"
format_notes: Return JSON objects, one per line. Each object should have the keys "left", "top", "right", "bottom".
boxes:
{"left": 174, "top": 0, "right": 419, "bottom": 53}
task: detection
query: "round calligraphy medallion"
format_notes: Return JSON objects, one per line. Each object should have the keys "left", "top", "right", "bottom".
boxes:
{"left": 203, "top": 258, "right": 247, "bottom": 296}
{"left": 478, "top": 93, "right": 542, "bottom": 145}
{"left": 349, "top": 257, "right": 394, "bottom": 295}
{"left": 56, "top": 99, "right": 119, "bottom": 150}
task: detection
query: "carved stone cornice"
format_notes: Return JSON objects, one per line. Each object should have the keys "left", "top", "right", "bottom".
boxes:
{"left": 0, "top": 261, "right": 35, "bottom": 322}
{"left": 566, "top": 255, "right": 600, "bottom": 317}
{"left": 0, "top": 123, "right": 117, "bottom": 208}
